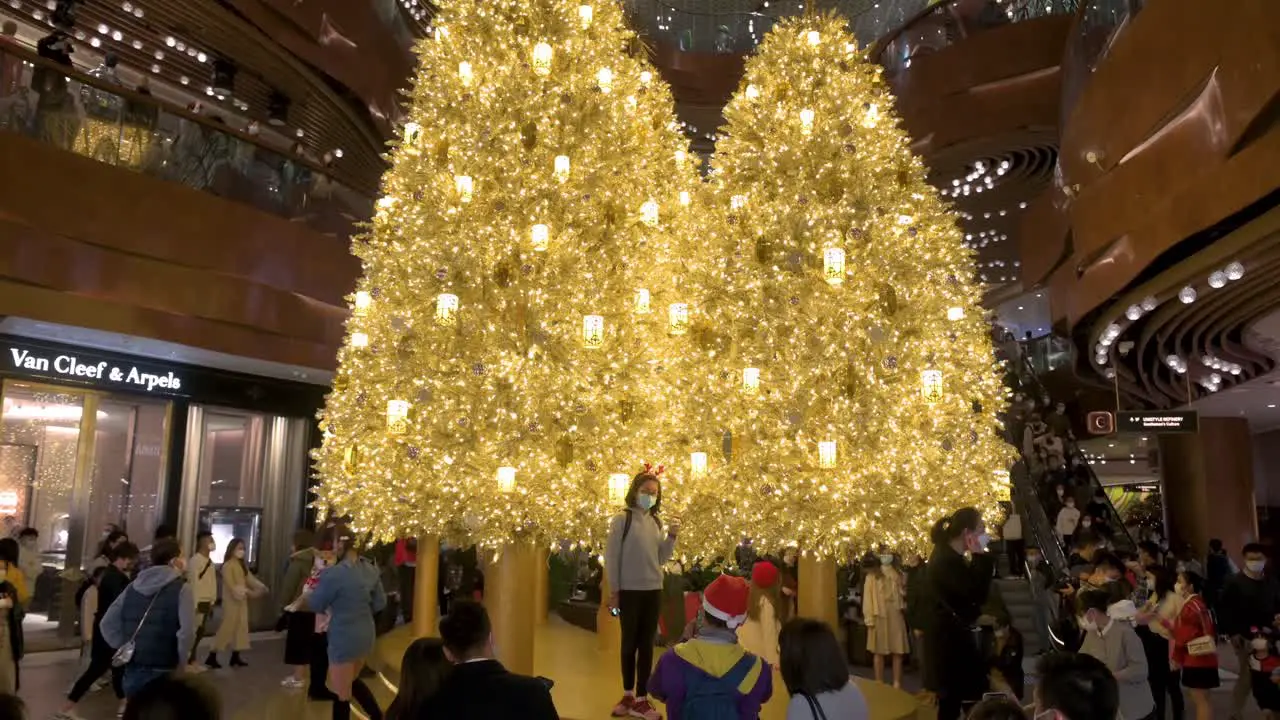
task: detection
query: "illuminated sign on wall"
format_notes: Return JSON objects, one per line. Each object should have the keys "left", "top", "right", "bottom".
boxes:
{"left": 5, "top": 347, "right": 182, "bottom": 393}
{"left": 1117, "top": 411, "right": 1198, "bottom": 434}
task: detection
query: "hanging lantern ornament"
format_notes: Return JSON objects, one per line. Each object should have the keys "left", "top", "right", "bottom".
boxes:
{"left": 350, "top": 332, "right": 369, "bottom": 348}
{"left": 634, "top": 289, "right": 651, "bottom": 314}
{"left": 668, "top": 303, "right": 689, "bottom": 336}
{"left": 921, "top": 369, "right": 943, "bottom": 404}
{"left": 386, "top": 400, "right": 411, "bottom": 435}
{"left": 596, "top": 67, "right": 614, "bottom": 93}
{"left": 531, "top": 42, "right": 554, "bottom": 76}
{"left": 639, "top": 70, "right": 652, "bottom": 87}
{"left": 863, "top": 103, "right": 880, "bottom": 128}
{"left": 730, "top": 194, "right": 748, "bottom": 211}
{"left": 744, "top": 84, "right": 760, "bottom": 101}
{"left": 818, "top": 441, "right": 837, "bottom": 469}
{"left": 947, "top": 307, "right": 965, "bottom": 321}
{"left": 436, "top": 293, "right": 459, "bottom": 326}
{"left": 454, "top": 175, "right": 474, "bottom": 203}
{"left": 554, "top": 155, "right": 570, "bottom": 182}
{"left": 578, "top": 4, "right": 594, "bottom": 27}
{"left": 640, "top": 199, "right": 660, "bottom": 227}
{"left": 608, "top": 473, "right": 629, "bottom": 505}
{"left": 583, "top": 315, "right": 604, "bottom": 349}
{"left": 531, "top": 223, "right": 550, "bottom": 252}
{"left": 496, "top": 466, "right": 517, "bottom": 493}
{"left": 402, "top": 121, "right": 422, "bottom": 146}
{"left": 458, "top": 61, "right": 474, "bottom": 86}
{"left": 806, "top": 30, "right": 821, "bottom": 45}
{"left": 823, "top": 248, "right": 845, "bottom": 285}
{"left": 799, "top": 108, "right": 815, "bottom": 136}
{"left": 679, "top": 191, "right": 691, "bottom": 206}
{"left": 690, "top": 452, "right": 708, "bottom": 479}
{"left": 353, "top": 291, "right": 372, "bottom": 316}
{"left": 742, "top": 367, "right": 761, "bottom": 393}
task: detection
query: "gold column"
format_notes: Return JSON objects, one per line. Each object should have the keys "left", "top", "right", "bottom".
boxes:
{"left": 798, "top": 555, "right": 839, "bottom": 631}
{"left": 412, "top": 535, "right": 440, "bottom": 638}
{"left": 490, "top": 541, "right": 538, "bottom": 676}
{"left": 533, "top": 545, "right": 549, "bottom": 625}
{"left": 596, "top": 570, "right": 621, "bottom": 654}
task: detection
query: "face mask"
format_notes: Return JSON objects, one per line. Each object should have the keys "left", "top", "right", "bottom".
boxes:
{"left": 973, "top": 533, "right": 991, "bottom": 552}
{"left": 1253, "top": 638, "right": 1270, "bottom": 652}
{"left": 314, "top": 557, "right": 326, "bottom": 570}
{"left": 879, "top": 555, "right": 893, "bottom": 566}
{"left": 1065, "top": 502, "right": 1075, "bottom": 509}
{"left": 235, "top": 548, "right": 246, "bottom": 559}
{"left": 636, "top": 494, "right": 656, "bottom": 511}
{"left": 1248, "top": 560, "right": 1267, "bottom": 574}
{"left": 1056, "top": 488, "right": 1064, "bottom": 497}
{"left": 1081, "top": 520, "right": 1092, "bottom": 528}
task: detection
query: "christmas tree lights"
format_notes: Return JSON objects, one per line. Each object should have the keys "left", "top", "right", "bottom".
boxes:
{"left": 673, "top": 14, "right": 1016, "bottom": 559}
{"left": 312, "top": 0, "right": 704, "bottom": 552}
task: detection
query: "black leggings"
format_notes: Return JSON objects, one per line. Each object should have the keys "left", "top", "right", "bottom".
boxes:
{"left": 67, "top": 648, "right": 124, "bottom": 702}
{"left": 618, "top": 589, "right": 662, "bottom": 697}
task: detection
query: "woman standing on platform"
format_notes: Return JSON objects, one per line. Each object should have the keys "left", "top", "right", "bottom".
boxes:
{"left": 1163, "top": 571, "right": 1219, "bottom": 720}
{"left": 923, "top": 507, "right": 995, "bottom": 720}
{"left": 605, "top": 468, "right": 678, "bottom": 720}
{"left": 208, "top": 538, "right": 266, "bottom": 669}
{"left": 301, "top": 532, "right": 386, "bottom": 720}
{"left": 864, "top": 551, "right": 909, "bottom": 689}
{"left": 280, "top": 529, "right": 317, "bottom": 689}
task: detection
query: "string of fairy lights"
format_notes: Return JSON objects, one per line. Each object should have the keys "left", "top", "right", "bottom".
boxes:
{"left": 313, "top": 1, "right": 1015, "bottom": 560}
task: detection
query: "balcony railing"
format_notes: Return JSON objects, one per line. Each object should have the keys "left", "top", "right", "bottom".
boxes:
{"left": 624, "top": 0, "right": 929, "bottom": 55}
{"left": 1060, "top": 0, "right": 1146, "bottom": 126}
{"left": 874, "top": 0, "right": 1081, "bottom": 79}
{"left": 0, "top": 43, "right": 372, "bottom": 239}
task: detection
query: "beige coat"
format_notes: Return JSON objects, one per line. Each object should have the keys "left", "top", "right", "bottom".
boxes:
{"left": 213, "top": 560, "right": 263, "bottom": 652}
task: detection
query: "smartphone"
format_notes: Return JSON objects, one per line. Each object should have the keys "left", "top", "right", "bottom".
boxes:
{"left": 610, "top": 606, "right": 621, "bottom": 617}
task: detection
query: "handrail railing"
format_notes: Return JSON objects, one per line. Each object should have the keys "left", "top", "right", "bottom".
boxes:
{"left": 624, "top": 0, "right": 927, "bottom": 55}
{"left": 0, "top": 43, "right": 373, "bottom": 238}
{"left": 1059, "top": 0, "right": 1146, "bottom": 131}
{"left": 872, "top": 0, "right": 1081, "bottom": 79}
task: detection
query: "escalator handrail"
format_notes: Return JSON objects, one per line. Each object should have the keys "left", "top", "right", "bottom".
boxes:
{"left": 869, "top": 0, "right": 1084, "bottom": 64}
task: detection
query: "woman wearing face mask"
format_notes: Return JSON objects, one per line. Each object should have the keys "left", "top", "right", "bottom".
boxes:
{"left": 924, "top": 507, "right": 995, "bottom": 720}
{"left": 605, "top": 469, "right": 678, "bottom": 720}
{"left": 208, "top": 538, "right": 267, "bottom": 669}
{"left": 1162, "top": 571, "right": 1218, "bottom": 720}
{"left": 1136, "top": 566, "right": 1185, "bottom": 720}
{"left": 864, "top": 551, "right": 908, "bottom": 689}
{"left": 280, "top": 530, "right": 318, "bottom": 689}
{"left": 1055, "top": 497, "right": 1080, "bottom": 548}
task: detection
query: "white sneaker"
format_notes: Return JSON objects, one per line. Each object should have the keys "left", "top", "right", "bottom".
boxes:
{"left": 281, "top": 676, "right": 306, "bottom": 689}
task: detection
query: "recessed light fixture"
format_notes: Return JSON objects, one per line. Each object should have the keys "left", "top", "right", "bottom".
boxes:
{"left": 1270, "top": 404, "right": 1277, "bottom": 409}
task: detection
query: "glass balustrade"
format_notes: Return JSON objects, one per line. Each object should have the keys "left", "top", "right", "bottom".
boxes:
{"left": 623, "top": 0, "right": 930, "bottom": 55}
{"left": 0, "top": 45, "right": 373, "bottom": 239}
{"left": 1060, "top": 0, "right": 1145, "bottom": 126}
{"left": 876, "top": 0, "right": 1081, "bottom": 80}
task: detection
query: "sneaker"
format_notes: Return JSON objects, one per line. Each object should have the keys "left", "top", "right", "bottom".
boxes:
{"left": 629, "top": 700, "right": 661, "bottom": 720}
{"left": 611, "top": 695, "right": 635, "bottom": 717}
{"left": 186, "top": 663, "right": 207, "bottom": 674}
{"left": 281, "top": 677, "right": 305, "bottom": 689}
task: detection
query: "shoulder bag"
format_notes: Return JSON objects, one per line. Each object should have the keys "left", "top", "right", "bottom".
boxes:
{"left": 113, "top": 579, "right": 180, "bottom": 667}
{"left": 802, "top": 693, "right": 830, "bottom": 720}
{"left": 1185, "top": 597, "right": 1217, "bottom": 657}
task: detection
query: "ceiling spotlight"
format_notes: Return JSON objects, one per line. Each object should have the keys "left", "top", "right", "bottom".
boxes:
{"left": 110, "top": 30, "right": 122, "bottom": 41}
{"left": 96, "top": 23, "right": 108, "bottom": 34}
{"left": 164, "top": 36, "right": 175, "bottom": 47}
{"left": 333, "top": 149, "right": 344, "bottom": 158}
{"left": 1178, "top": 286, "right": 1197, "bottom": 304}
{"left": 267, "top": 90, "right": 290, "bottom": 126}
{"left": 1140, "top": 296, "right": 1158, "bottom": 312}
{"left": 1165, "top": 355, "right": 1180, "bottom": 368}
{"left": 296, "top": 128, "right": 305, "bottom": 138}
{"left": 150, "top": 63, "right": 159, "bottom": 73}
{"left": 1125, "top": 305, "right": 1142, "bottom": 321}
{"left": 1225, "top": 261, "right": 1245, "bottom": 281}
{"left": 1208, "top": 271, "right": 1227, "bottom": 289}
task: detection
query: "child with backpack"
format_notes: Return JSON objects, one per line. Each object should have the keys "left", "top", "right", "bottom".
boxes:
{"left": 650, "top": 574, "right": 773, "bottom": 720}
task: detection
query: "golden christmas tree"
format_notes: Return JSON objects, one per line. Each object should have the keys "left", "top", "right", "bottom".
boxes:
{"left": 677, "top": 14, "right": 1017, "bottom": 559}
{"left": 312, "top": 0, "right": 706, "bottom": 552}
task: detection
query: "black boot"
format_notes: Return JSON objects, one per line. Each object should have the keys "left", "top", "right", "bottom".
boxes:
{"left": 205, "top": 652, "right": 222, "bottom": 669}
{"left": 351, "top": 679, "right": 383, "bottom": 720}
{"left": 230, "top": 651, "right": 249, "bottom": 667}
{"left": 332, "top": 700, "right": 351, "bottom": 720}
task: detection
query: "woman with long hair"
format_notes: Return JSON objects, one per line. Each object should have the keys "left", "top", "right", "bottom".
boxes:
{"left": 208, "top": 538, "right": 266, "bottom": 668}
{"left": 779, "top": 618, "right": 869, "bottom": 719}
{"left": 1136, "top": 565, "right": 1185, "bottom": 720}
{"left": 302, "top": 531, "right": 387, "bottom": 720}
{"left": 386, "top": 638, "right": 451, "bottom": 720}
{"left": 924, "top": 507, "right": 996, "bottom": 720}
{"left": 864, "top": 550, "right": 909, "bottom": 689}
{"left": 738, "top": 561, "right": 784, "bottom": 666}
{"left": 1162, "top": 570, "right": 1218, "bottom": 720}
{"left": 604, "top": 469, "right": 678, "bottom": 720}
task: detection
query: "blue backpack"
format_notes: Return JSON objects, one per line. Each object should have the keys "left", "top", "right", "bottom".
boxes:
{"left": 681, "top": 653, "right": 757, "bottom": 720}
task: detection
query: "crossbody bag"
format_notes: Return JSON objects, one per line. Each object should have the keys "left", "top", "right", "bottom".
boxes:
{"left": 802, "top": 694, "right": 830, "bottom": 720}
{"left": 113, "top": 579, "right": 181, "bottom": 667}
{"left": 195, "top": 559, "right": 214, "bottom": 614}
{"left": 1184, "top": 597, "right": 1216, "bottom": 656}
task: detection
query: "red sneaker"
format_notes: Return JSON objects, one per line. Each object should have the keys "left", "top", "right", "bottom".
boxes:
{"left": 611, "top": 695, "right": 635, "bottom": 717}
{"left": 630, "top": 699, "right": 662, "bottom": 720}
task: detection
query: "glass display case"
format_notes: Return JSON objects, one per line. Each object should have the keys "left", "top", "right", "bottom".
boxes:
{"left": 197, "top": 506, "right": 263, "bottom": 569}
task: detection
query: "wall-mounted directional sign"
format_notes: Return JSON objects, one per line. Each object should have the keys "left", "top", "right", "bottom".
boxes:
{"left": 1117, "top": 411, "right": 1199, "bottom": 434}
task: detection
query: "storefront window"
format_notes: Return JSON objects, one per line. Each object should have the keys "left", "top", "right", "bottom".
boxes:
{"left": 83, "top": 398, "right": 170, "bottom": 564}
{"left": 0, "top": 386, "right": 83, "bottom": 561}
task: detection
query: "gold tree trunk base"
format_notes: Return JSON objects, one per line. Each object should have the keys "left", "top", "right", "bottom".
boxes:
{"left": 533, "top": 546, "right": 549, "bottom": 625}
{"left": 798, "top": 556, "right": 839, "bottom": 631}
{"left": 411, "top": 535, "right": 440, "bottom": 638}
{"left": 490, "top": 541, "right": 539, "bottom": 676}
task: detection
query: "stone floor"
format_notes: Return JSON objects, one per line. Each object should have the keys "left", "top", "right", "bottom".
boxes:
{"left": 10, "top": 634, "right": 1262, "bottom": 719}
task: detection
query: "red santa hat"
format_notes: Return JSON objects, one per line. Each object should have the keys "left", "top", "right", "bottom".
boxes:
{"left": 751, "top": 561, "right": 779, "bottom": 590}
{"left": 702, "top": 574, "right": 750, "bottom": 629}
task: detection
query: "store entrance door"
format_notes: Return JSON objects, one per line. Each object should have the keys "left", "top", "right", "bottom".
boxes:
{"left": 0, "top": 381, "right": 170, "bottom": 648}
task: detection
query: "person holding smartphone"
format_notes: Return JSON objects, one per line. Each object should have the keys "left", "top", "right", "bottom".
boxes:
{"left": 923, "top": 507, "right": 996, "bottom": 720}
{"left": 605, "top": 468, "right": 678, "bottom": 720}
